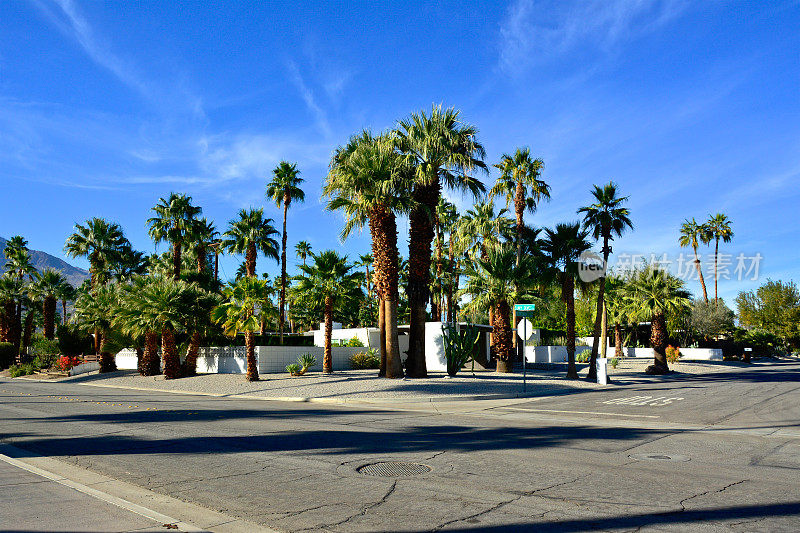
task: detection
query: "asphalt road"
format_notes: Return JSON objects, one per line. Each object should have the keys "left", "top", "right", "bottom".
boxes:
{"left": 1, "top": 360, "right": 799, "bottom": 532}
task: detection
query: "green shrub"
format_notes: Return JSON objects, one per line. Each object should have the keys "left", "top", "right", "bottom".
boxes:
{"left": 609, "top": 357, "right": 619, "bottom": 369}
{"left": 442, "top": 324, "right": 478, "bottom": 377}
{"left": 575, "top": 351, "right": 590, "bottom": 363}
{"left": 286, "top": 353, "right": 318, "bottom": 376}
{"left": 345, "top": 336, "right": 364, "bottom": 347}
{"left": 285, "top": 363, "right": 302, "bottom": 375}
{"left": 57, "top": 325, "right": 92, "bottom": 356}
{"left": 350, "top": 348, "right": 380, "bottom": 370}
{"left": 666, "top": 345, "right": 682, "bottom": 363}
{"left": 32, "top": 354, "right": 57, "bottom": 370}
{"left": 9, "top": 363, "right": 37, "bottom": 378}
{"left": 30, "top": 336, "right": 60, "bottom": 363}
{"left": 0, "top": 342, "right": 15, "bottom": 369}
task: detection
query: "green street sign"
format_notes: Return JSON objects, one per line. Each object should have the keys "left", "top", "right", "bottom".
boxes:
{"left": 514, "top": 304, "right": 536, "bottom": 311}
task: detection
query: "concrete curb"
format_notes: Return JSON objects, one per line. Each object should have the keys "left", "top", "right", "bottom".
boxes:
{"left": 0, "top": 442, "right": 277, "bottom": 532}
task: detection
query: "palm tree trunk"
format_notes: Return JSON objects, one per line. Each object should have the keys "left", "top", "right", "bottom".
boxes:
{"left": 61, "top": 300, "right": 68, "bottom": 326}
{"left": 245, "top": 330, "right": 259, "bottom": 381}
{"left": 43, "top": 296, "right": 56, "bottom": 339}
{"left": 279, "top": 199, "right": 288, "bottom": 344}
{"left": 614, "top": 323, "right": 623, "bottom": 358}
{"left": 162, "top": 327, "right": 181, "bottom": 379}
{"left": 494, "top": 301, "right": 513, "bottom": 373}
{"left": 714, "top": 238, "right": 719, "bottom": 304}
{"left": 141, "top": 331, "right": 160, "bottom": 376}
{"left": 432, "top": 216, "right": 443, "bottom": 322}
{"left": 384, "top": 297, "right": 403, "bottom": 378}
{"left": 21, "top": 310, "right": 35, "bottom": 360}
{"left": 246, "top": 243, "right": 256, "bottom": 278}
{"left": 378, "top": 295, "right": 387, "bottom": 377}
{"left": 183, "top": 331, "right": 201, "bottom": 376}
{"left": 197, "top": 243, "right": 207, "bottom": 274}
{"left": 647, "top": 312, "right": 669, "bottom": 374}
{"left": 98, "top": 329, "right": 117, "bottom": 373}
{"left": 172, "top": 242, "right": 182, "bottom": 280}
{"left": 323, "top": 296, "right": 333, "bottom": 374}
{"left": 514, "top": 179, "right": 524, "bottom": 267}
{"left": 693, "top": 245, "right": 709, "bottom": 303}
{"left": 214, "top": 251, "right": 219, "bottom": 285}
{"left": 406, "top": 181, "right": 438, "bottom": 378}
{"left": 588, "top": 234, "right": 609, "bottom": 381}
{"left": 564, "top": 276, "right": 578, "bottom": 379}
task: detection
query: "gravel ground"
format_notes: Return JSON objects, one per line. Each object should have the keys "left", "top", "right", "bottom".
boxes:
{"left": 50, "top": 357, "right": 745, "bottom": 402}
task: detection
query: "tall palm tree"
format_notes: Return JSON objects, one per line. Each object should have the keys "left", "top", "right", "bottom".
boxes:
{"left": 0, "top": 275, "right": 26, "bottom": 357}
{"left": 55, "top": 280, "right": 76, "bottom": 328}
{"left": 180, "top": 283, "right": 221, "bottom": 376}
{"left": 578, "top": 182, "right": 633, "bottom": 381}
{"left": 72, "top": 284, "right": 118, "bottom": 372}
{"left": 293, "top": 251, "right": 360, "bottom": 373}
{"left": 706, "top": 213, "right": 734, "bottom": 303}
{"left": 625, "top": 266, "right": 691, "bottom": 374}
{"left": 295, "top": 241, "right": 312, "bottom": 268}
{"left": 65, "top": 218, "right": 129, "bottom": 288}
{"left": 678, "top": 218, "right": 711, "bottom": 303}
{"left": 212, "top": 276, "right": 271, "bottom": 381}
{"left": 461, "top": 244, "right": 536, "bottom": 372}
{"left": 115, "top": 276, "right": 162, "bottom": 376}
{"left": 111, "top": 245, "right": 147, "bottom": 282}
{"left": 266, "top": 161, "right": 305, "bottom": 343}
{"left": 147, "top": 193, "right": 202, "bottom": 280}
{"left": 33, "top": 269, "right": 68, "bottom": 340}
{"left": 4, "top": 236, "right": 35, "bottom": 280}
{"left": 222, "top": 208, "right": 279, "bottom": 278}
{"left": 355, "top": 253, "right": 374, "bottom": 299}
{"left": 325, "top": 130, "right": 411, "bottom": 378}
{"left": 492, "top": 148, "right": 550, "bottom": 266}
{"left": 541, "top": 223, "right": 592, "bottom": 379}
{"left": 394, "top": 105, "right": 487, "bottom": 378}
{"left": 189, "top": 217, "right": 217, "bottom": 278}
{"left": 437, "top": 201, "right": 460, "bottom": 322}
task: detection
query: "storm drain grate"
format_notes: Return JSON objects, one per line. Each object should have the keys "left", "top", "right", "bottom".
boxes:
{"left": 357, "top": 462, "right": 432, "bottom": 477}
{"left": 629, "top": 453, "right": 690, "bottom": 462}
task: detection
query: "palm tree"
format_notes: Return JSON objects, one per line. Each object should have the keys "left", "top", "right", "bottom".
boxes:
{"left": 706, "top": 213, "right": 734, "bottom": 303}
{"left": 625, "top": 266, "right": 691, "bottom": 374}
{"left": 33, "top": 269, "right": 68, "bottom": 340}
{"left": 56, "top": 281, "right": 77, "bottom": 328}
{"left": 394, "top": 105, "right": 487, "bottom": 378}
{"left": 355, "top": 253, "right": 374, "bottom": 299}
{"left": 578, "top": 182, "right": 633, "bottom": 381}
{"left": 65, "top": 218, "right": 129, "bottom": 288}
{"left": 293, "top": 251, "right": 360, "bottom": 373}
{"left": 295, "top": 241, "right": 312, "bottom": 268}
{"left": 4, "top": 236, "right": 35, "bottom": 280}
{"left": 0, "top": 275, "right": 26, "bottom": 357}
{"left": 437, "top": 201, "right": 460, "bottom": 322}
{"left": 147, "top": 193, "right": 202, "bottom": 280}
{"left": 678, "top": 218, "right": 711, "bottom": 303}
{"left": 541, "top": 223, "right": 592, "bottom": 379}
{"left": 222, "top": 208, "right": 279, "bottom": 278}
{"left": 115, "top": 276, "right": 162, "bottom": 376}
{"left": 72, "top": 284, "right": 118, "bottom": 372}
{"left": 461, "top": 244, "right": 536, "bottom": 372}
{"left": 180, "top": 283, "right": 221, "bottom": 376}
{"left": 266, "top": 161, "right": 305, "bottom": 343}
{"left": 604, "top": 276, "right": 628, "bottom": 359}
{"left": 324, "top": 130, "right": 411, "bottom": 378}
{"left": 111, "top": 245, "right": 147, "bottom": 282}
{"left": 189, "top": 217, "right": 217, "bottom": 277}
{"left": 492, "top": 148, "right": 550, "bottom": 266}
{"left": 212, "top": 276, "right": 271, "bottom": 381}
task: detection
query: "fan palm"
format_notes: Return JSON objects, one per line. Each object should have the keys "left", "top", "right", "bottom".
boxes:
{"left": 706, "top": 213, "right": 734, "bottom": 303}
{"left": 492, "top": 148, "right": 550, "bottom": 266}
{"left": 4, "top": 236, "right": 35, "bottom": 280}
{"left": 461, "top": 244, "right": 537, "bottom": 372}
{"left": 355, "top": 253, "right": 374, "bottom": 299}
{"left": 115, "top": 276, "right": 162, "bottom": 376}
{"left": 324, "top": 130, "right": 411, "bottom": 378}
{"left": 578, "top": 182, "right": 633, "bottom": 381}
{"left": 212, "top": 276, "right": 271, "bottom": 381}
{"left": 65, "top": 218, "right": 129, "bottom": 288}
{"left": 33, "top": 269, "right": 68, "bottom": 340}
{"left": 394, "top": 105, "right": 487, "bottom": 378}
{"left": 295, "top": 241, "right": 312, "bottom": 268}
{"left": 55, "top": 280, "right": 77, "bottom": 328}
{"left": 189, "top": 217, "right": 217, "bottom": 277}
{"left": 0, "top": 275, "right": 26, "bottom": 358}
{"left": 180, "top": 283, "right": 222, "bottom": 376}
{"left": 624, "top": 266, "right": 691, "bottom": 374}
{"left": 147, "top": 193, "right": 202, "bottom": 280}
{"left": 72, "top": 284, "right": 118, "bottom": 372}
{"left": 541, "top": 223, "right": 592, "bottom": 379}
{"left": 267, "top": 161, "right": 305, "bottom": 343}
{"left": 293, "top": 251, "right": 360, "bottom": 373}
{"left": 222, "top": 208, "right": 279, "bottom": 278}
{"left": 678, "top": 218, "right": 711, "bottom": 303}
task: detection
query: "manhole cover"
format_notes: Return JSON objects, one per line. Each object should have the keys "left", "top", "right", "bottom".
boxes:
{"left": 629, "top": 453, "right": 690, "bottom": 462}
{"left": 356, "top": 462, "right": 432, "bottom": 477}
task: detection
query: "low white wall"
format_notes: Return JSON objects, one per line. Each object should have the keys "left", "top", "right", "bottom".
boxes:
{"left": 524, "top": 345, "right": 591, "bottom": 363}
{"left": 313, "top": 327, "right": 378, "bottom": 348}
{"left": 624, "top": 347, "right": 722, "bottom": 361}
{"left": 116, "top": 348, "right": 138, "bottom": 370}
{"left": 69, "top": 361, "right": 99, "bottom": 376}
{"left": 256, "top": 345, "right": 365, "bottom": 373}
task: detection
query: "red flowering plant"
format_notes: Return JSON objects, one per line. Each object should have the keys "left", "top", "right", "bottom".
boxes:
{"left": 55, "top": 356, "right": 82, "bottom": 372}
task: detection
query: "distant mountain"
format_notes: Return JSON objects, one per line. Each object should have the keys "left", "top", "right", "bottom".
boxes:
{"left": 0, "top": 236, "right": 90, "bottom": 288}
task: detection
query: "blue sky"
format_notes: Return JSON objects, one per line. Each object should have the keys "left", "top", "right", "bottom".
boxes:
{"left": 1, "top": 0, "right": 798, "bottom": 305}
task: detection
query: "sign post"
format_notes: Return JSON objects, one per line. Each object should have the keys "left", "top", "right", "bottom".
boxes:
{"left": 514, "top": 304, "right": 535, "bottom": 393}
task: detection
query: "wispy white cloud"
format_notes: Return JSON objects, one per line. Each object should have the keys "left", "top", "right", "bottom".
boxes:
{"left": 499, "top": 0, "right": 688, "bottom": 73}
{"left": 287, "top": 61, "right": 333, "bottom": 138}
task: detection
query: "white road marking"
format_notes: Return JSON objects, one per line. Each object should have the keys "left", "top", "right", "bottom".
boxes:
{"left": 501, "top": 407, "right": 660, "bottom": 418}
{"left": 601, "top": 396, "right": 685, "bottom": 406}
